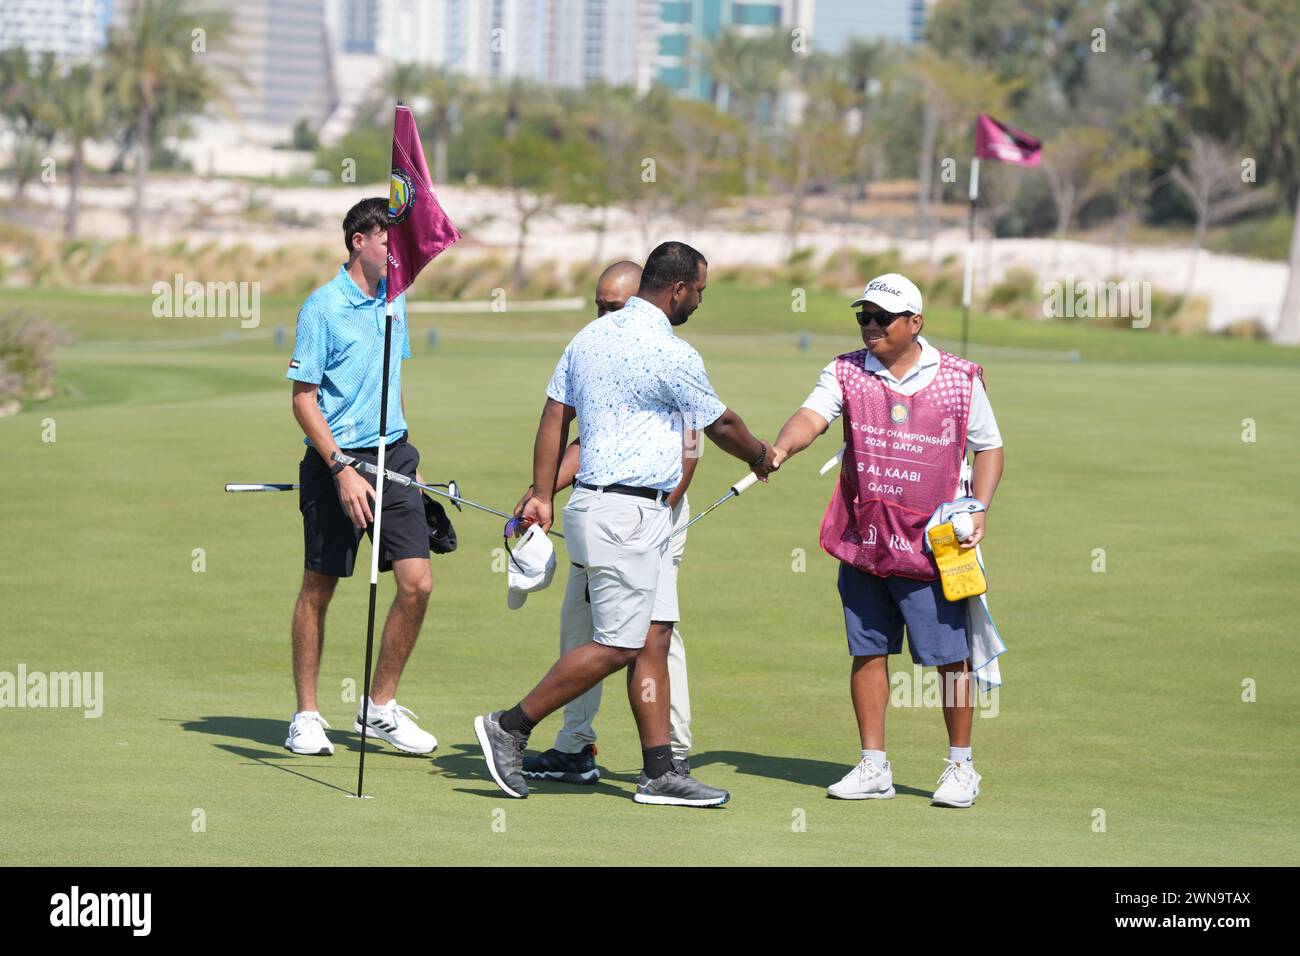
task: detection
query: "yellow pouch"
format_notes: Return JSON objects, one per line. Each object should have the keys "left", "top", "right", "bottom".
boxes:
{"left": 927, "top": 521, "right": 987, "bottom": 602}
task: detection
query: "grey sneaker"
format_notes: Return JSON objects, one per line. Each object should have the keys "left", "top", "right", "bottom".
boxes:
{"left": 672, "top": 755, "right": 691, "bottom": 776}
{"left": 473, "top": 711, "right": 529, "bottom": 799}
{"left": 634, "top": 768, "right": 728, "bottom": 807}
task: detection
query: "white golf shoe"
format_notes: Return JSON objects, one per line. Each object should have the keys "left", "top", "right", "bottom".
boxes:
{"left": 354, "top": 698, "right": 437, "bottom": 755}
{"left": 284, "top": 711, "right": 334, "bottom": 756}
{"left": 932, "top": 760, "right": 981, "bottom": 807}
{"left": 827, "top": 755, "right": 895, "bottom": 800}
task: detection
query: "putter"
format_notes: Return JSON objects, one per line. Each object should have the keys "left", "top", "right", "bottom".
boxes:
{"left": 331, "top": 452, "right": 564, "bottom": 538}
{"left": 672, "top": 471, "right": 761, "bottom": 538}
{"left": 225, "top": 483, "right": 299, "bottom": 492}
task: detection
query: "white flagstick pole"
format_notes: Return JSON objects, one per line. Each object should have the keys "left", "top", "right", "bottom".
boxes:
{"left": 960, "top": 156, "right": 980, "bottom": 356}
{"left": 355, "top": 297, "right": 393, "bottom": 798}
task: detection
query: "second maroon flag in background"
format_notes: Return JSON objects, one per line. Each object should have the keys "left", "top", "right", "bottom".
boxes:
{"left": 974, "top": 113, "right": 1042, "bottom": 167}
{"left": 387, "top": 104, "right": 461, "bottom": 301}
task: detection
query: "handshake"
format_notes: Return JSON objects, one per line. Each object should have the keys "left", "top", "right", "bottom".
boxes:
{"left": 749, "top": 440, "right": 788, "bottom": 481}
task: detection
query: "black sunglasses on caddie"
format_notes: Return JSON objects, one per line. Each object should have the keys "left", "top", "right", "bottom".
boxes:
{"left": 856, "top": 308, "right": 910, "bottom": 328}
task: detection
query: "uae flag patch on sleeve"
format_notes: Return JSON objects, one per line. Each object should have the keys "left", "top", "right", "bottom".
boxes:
{"left": 288, "top": 359, "right": 300, "bottom": 370}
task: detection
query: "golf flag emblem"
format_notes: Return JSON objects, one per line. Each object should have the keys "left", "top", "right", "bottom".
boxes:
{"left": 389, "top": 168, "right": 415, "bottom": 224}
{"left": 386, "top": 104, "right": 461, "bottom": 301}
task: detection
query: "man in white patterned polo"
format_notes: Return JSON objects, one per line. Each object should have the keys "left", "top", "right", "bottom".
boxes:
{"left": 515, "top": 260, "right": 701, "bottom": 786}
{"left": 474, "top": 241, "right": 778, "bottom": 806}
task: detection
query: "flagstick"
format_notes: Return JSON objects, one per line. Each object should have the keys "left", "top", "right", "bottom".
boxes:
{"left": 960, "top": 156, "right": 979, "bottom": 357}
{"left": 355, "top": 299, "right": 393, "bottom": 799}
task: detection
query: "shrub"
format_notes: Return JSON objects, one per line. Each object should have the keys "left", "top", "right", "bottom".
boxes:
{"left": 0, "top": 311, "right": 74, "bottom": 410}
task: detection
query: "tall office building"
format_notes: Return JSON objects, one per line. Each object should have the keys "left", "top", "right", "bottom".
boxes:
{"left": 0, "top": 0, "right": 108, "bottom": 60}
{"left": 213, "top": 0, "right": 337, "bottom": 131}
{"left": 109, "top": 0, "right": 335, "bottom": 135}
{"left": 793, "top": 0, "right": 926, "bottom": 54}
{"left": 543, "top": 0, "right": 653, "bottom": 90}
{"left": 324, "top": 0, "right": 657, "bottom": 89}
{"left": 656, "top": 0, "right": 784, "bottom": 100}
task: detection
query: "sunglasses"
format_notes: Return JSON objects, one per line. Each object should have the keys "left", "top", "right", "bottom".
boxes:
{"left": 504, "top": 515, "right": 532, "bottom": 538}
{"left": 856, "top": 309, "right": 911, "bottom": 328}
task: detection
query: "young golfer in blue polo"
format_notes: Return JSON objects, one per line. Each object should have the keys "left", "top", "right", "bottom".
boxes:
{"left": 282, "top": 197, "right": 437, "bottom": 759}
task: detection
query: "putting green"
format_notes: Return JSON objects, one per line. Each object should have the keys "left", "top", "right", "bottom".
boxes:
{"left": 1, "top": 285, "right": 1296, "bottom": 866}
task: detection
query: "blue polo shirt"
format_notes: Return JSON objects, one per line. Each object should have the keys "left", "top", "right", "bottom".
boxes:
{"left": 287, "top": 265, "right": 410, "bottom": 448}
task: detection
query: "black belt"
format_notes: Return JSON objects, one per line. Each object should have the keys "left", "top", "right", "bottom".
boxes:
{"left": 341, "top": 432, "right": 407, "bottom": 455}
{"left": 575, "top": 480, "right": 666, "bottom": 503}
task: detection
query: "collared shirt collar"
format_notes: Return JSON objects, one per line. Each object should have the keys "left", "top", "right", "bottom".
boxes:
{"left": 863, "top": 335, "right": 939, "bottom": 385}
{"left": 620, "top": 295, "right": 672, "bottom": 332}
{"left": 336, "top": 264, "right": 386, "bottom": 305}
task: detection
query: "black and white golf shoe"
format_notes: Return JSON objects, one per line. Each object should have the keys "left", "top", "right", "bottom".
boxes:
{"left": 353, "top": 698, "right": 437, "bottom": 754}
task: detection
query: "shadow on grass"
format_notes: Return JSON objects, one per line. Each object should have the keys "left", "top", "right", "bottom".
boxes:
{"left": 172, "top": 716, "right": 437, "bottom": 795}
{"left": 177, "top": 715, "right": 433, "bottom": 757}
{"left": 215, "top": 744, "right": 355, "bottom": 795}
{"left": 436, "top": 742, "right": 636, "bottom": 800}
{"left": 691, "top": 750, "right": 932, "bottom": 798}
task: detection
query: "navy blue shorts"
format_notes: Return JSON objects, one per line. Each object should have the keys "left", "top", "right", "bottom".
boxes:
{"left": 837, "top": 563, "right": 969, "bottom": 666}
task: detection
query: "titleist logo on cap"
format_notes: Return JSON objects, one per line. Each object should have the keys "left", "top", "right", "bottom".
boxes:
{"left": 867, "top": 280, "right": 905, "bottom": 297}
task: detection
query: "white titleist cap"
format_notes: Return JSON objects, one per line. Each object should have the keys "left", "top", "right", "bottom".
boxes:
{"left": 851, "top": 273, "right": 923, "bottom": 314}
{"left": 506, "top": 522, "right": 557, "bottom": 609}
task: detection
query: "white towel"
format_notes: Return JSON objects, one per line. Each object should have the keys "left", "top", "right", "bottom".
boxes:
{"left": 967, "top": 549, "right": 1005, "bottom": 691}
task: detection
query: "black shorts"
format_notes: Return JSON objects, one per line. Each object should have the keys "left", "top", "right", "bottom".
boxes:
{"left": 299, "top": 435, "right": 429, "bottom": 578}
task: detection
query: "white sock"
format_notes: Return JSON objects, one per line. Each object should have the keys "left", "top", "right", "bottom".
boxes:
{"left": 862, "top": 749, "right": 887, "bottom": 767}
{"left": 949, "top": 746, "right": 972, "bottom": 765}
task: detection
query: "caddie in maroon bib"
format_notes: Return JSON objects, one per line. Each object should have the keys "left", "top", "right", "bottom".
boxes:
{"left": 819, "top": 349, "right": 984, "bottom": 579}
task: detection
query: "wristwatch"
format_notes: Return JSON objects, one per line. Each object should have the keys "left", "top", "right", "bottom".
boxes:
{"left": 330, "top": 461, "right": 347, "bottom": 477}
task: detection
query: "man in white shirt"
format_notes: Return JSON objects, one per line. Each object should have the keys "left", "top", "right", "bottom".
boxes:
{"left": 515, "top": 261, "right": 701, "bottom": 786}
{"left": 772, "top": 273, "right": 1004, "bottom": 808}
{"left": 474, "top": 242, "right": 778, "bottom": 807}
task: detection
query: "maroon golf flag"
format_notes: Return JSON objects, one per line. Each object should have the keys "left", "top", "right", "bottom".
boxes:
{"left": 974, "top": 113, "right": 1042, "bottom": 167}
{"left": 387, "top": 104, "right": 461, "bottom": 301}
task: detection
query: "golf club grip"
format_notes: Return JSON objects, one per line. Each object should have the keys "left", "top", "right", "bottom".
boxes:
{"left": 731, "top": 472, "right": 761, "bottom": 495}
{"left": 819, "top": 444, "right": 846, "bottom": 476}
{"left": 225, "top": 483, "right": 297, "bottom": 492}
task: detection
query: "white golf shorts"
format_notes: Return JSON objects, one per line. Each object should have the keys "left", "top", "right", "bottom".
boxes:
{"left": 562, "top": 484, "right": 674, "bottom": 649}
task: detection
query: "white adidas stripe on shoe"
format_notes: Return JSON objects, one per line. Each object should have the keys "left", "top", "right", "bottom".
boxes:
{"left": 353, "top": 698, "right": 437, "bottom": 755}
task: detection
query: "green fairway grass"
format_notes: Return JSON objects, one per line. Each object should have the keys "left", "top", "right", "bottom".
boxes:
{"left": 1, "top": 284, "right": 1297, "bottom": 866}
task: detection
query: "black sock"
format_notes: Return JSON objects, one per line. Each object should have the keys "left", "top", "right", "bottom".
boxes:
{"left": 643, "top": 744, "right": 674, "bottom": 779}
{"left": 499, "top": 703, "right": 536, "bottom": 738}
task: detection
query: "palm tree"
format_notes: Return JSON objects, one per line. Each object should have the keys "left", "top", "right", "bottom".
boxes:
{"left": 380, "top": 64, "right": 467, "bottom": 184}
{"left": 425, "top": 69, "right": 467, "bottom": 186}
{"left": 842, "top": 39, "right": 893, "bottom": 201}
{"left": 0, "top": 48, "right": 58, "bottom": 199}
{"left": 771, "top": 54, "right": 852, "bottom": 252}
{"left": 104, "top": 0, "right": 232, "bottom": 236}
{"left": 700, "top": 29, "right": 790, "bottom": 193}
{"left": 41, "top": 62, "right": 111, "bottom": 237}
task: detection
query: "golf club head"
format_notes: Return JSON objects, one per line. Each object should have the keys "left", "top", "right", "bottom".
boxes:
{"left": 447, "top": 480, "right": 462, "bottom": 511}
